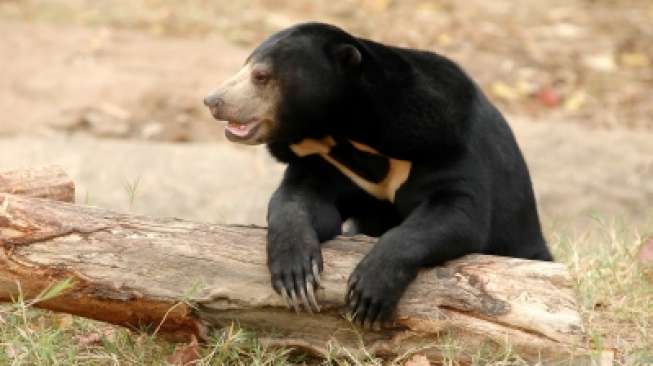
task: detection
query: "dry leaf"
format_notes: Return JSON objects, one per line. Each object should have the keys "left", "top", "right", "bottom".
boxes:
{"left": 75, "top": 332, "right": 103, "bottom": 347}
{"left": 582, "top": 53, "right": 616, "bottom": 72}
{"left": 620, "top": 52, "right": 650, "bottom": 68}
{"left": 167, "top": 335, "right": 200, "bottom": 366}
{"left": 417, "top": 2, "right": 441, "bottom": 15}
{"left": 405, "top": 354, "right": 431, "bottom": 366}
{"left": 536, "top": 87, "right": 561, "bottom": 108}
{"left": 56, "top": 314, "right": 74, "bottom": 330}
{"left": 564, "top": 91, "right": 587, "bottom": 111}
{"left": 75, "top": 327, "right": 116, "bottom": 347}
{"left": 491, "top": 81, "right": 519, "bottom": 102}
{"left": 515, "top": 79, "right": 537, "bottom": 96}
{"left": 437, "top": 34, "right": 452, "bottom": 47}
{"left": 363, "top": 0, "right": 390, "bottom": 12}
{"left": 551, "top": 22, "right": 584, "bottom": 38}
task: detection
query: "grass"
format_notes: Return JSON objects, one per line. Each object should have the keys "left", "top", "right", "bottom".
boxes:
{"left": 0, "top": 298, "right": 292, "bottom": 365}
{"left": 551, "top": 216, "right": 653, "bottom": 365}
{"left": 1, "top": 216, "right": 651, "bottom": 365}
{"left": 123, "top": 175, "right": 142, "bottom": 211}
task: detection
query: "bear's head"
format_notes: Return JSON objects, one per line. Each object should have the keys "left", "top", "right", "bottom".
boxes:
{"left": 203, "top": 22, "right": 366, "bottom": 145}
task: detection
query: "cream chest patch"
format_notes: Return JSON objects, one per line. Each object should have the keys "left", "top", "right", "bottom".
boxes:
{"left": 290, "top": 137, "right": 411, "bottom": 202}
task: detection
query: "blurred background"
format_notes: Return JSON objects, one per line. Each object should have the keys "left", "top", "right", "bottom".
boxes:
{"left": 0, "top": 0, "right": 652, "bottom": 231}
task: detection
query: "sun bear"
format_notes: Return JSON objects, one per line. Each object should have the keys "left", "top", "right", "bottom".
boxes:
{"left": 203, "top": 22, "right": 552, "bottom": 328}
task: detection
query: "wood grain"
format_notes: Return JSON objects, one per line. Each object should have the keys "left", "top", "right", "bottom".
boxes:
{"left": 0, "top": 166, "right": 74, "bottom": 202}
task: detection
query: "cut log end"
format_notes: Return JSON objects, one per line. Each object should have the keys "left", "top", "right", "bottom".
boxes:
{"left": 0, "top": 166, "right": 75, "bottom": 203}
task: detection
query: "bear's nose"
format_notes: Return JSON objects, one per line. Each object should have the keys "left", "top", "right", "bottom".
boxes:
{"left": 203, "top": 93, "right": 224, "bottom": 108}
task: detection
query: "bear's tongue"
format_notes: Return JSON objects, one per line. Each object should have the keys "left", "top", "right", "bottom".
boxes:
{"left": 225, "top": 122, "right": 254, "bottom": 137}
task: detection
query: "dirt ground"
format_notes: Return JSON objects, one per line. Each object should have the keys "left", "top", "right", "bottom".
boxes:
{"left": 2, "top": 0, "right": 651, "bottom": 131}
{"left": 0, "top": 21, "right": 242, "bottom": 142}
{"left": 0, "top": 1, "right": 651, "bottom": 232}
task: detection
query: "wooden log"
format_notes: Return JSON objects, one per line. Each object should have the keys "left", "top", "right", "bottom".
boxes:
{"left": 0, "top": 166, "right": 74, "bottom": 202}
{"left": 0, "top": 193, "right": 607, "bottom": 364}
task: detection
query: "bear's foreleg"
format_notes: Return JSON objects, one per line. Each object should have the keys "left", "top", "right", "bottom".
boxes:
{"left": 267, "top": 163, "right": 343, "bottom": 313}
{"left": 345, "top": 192, "right": 490, "bottom": 328}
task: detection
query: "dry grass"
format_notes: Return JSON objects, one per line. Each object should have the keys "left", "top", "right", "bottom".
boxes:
{"left": 551, "top": 217, "right": 653, "bottom": 365}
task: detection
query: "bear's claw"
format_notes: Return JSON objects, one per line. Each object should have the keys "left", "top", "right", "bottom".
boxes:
{"left": 345, "top": 253, "right": 417, "bottom": 329}
{"left": 270, "top": 254, "right": 322, "bottom": 313}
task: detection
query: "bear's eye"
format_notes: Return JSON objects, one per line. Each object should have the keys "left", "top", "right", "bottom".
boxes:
{"left": 252, "top": 70, "right": 270, "bottom": 85}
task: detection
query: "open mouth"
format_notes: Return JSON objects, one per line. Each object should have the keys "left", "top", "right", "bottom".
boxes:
{"left": 224, "top": 119, "right": 262, "bottom": 140}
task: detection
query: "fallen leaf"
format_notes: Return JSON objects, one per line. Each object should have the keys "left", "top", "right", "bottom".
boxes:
{"left": 74, "top": 327, "right": 116, "bottom": 347}
{"left": 491, "top": 81, "right": 519, "bottom": 102}
{"left": 564, "top": 90, "right": 587, "bottom": 111}
{"left": 437, "top": 34, "right": 452, "bottom": 47}
{"left": 620, "top": 52, "right": 650, "bottom": 68}
{"left": 536, "top": 87, "right": 561, "bottom": 108}
{"left": 515, "top": 79, "right": 537, "bottom": 96}
{"left": 363, "top": 0, "right": 391, "bottom": 12}
{"left": 417, "top": 2, "right": 441, "bottom": 17}
{"left": 405, "top": 354, "right": 431, "bottom": 366}
{"left": 582, "top": 53, "right": 616, "bottom": 72}
{"left": 56, "top": 314, "right": 74, "bottom": 330}
{"left": 75, "top": 332, "right": 103, "bottom": 347}
{"left": 167, "top": 335, "right": 200, "bottom": 366}
{"left": 551, "top": 22, "right": 584, "bottom": 38}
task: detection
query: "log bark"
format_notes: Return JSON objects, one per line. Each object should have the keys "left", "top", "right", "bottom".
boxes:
{"left": 0, "top": 166, "right": 74, "bottom": 202}
{"left": 0, "top": 193, "right": 607, "bottom": 364}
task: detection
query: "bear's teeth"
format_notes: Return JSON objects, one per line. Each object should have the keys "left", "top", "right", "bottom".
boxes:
{"left": 226, "top": 121, "right": 254, "bottom": 137}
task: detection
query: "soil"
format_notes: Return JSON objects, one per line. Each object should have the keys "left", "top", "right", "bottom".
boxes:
{"left": 0, "top": 21, "right": 243, "bottom": 142}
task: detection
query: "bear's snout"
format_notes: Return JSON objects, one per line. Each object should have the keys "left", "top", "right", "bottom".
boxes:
{"left": 203, "top": 92, "right": 224, "bottom": 109}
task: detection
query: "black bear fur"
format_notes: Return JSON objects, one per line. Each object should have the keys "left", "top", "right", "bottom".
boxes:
{"left": 247, "top": 22, "right": 552, "bottom": 326}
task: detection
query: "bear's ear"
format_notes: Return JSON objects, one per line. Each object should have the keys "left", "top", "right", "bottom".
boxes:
{"left": 332, "top": 44, "right": 362, "bottom": 68}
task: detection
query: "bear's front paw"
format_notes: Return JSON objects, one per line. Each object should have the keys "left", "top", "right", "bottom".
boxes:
{"left": 267, "top": 235, "right": 322, "bottom": 313}
{"left": 345, "top": 254, "right": 417, "bottom": 329}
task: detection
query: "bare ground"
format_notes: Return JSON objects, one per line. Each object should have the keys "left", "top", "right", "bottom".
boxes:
{"left": 0, "top": 21, "right": 244, "bottom": 142}
{"left": 2, "top": 0, "right": 651, "bottom": 130}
